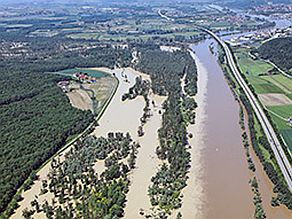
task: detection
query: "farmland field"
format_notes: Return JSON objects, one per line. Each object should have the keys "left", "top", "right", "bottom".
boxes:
{"left": 236, "top": 49, "right": 273, "bottom": 76}
{"left": 235, "top": 48, "right": 292, "bottom": 153}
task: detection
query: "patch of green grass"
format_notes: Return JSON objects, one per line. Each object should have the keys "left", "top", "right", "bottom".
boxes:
{"left": 268, "top": 113, "right": 289, "bottom": 130}
{"left": 236, "top": 50, "right": 273, "bottom": 77}
{"left": 235, "top": 48, "right": 292, "bottom": 153}
{"left": 262, "top": 74, "right": 292, "bottom": 95}
{"left": 268, "top": 105, "right": 292, "bottom": 119}
{"left": 281, "top": 129, "right": 292, "bottom": 151}
{"left": 253, "top": 82, "right": 283, "bottom": 93}
{"left": 267, "top": 105, "right": 292, "bottom": 152}
{"left": 287, "top": 94, "right": 292, "bottom": 100}
{"left": 235, "top": 49, "right": 288, "bottom": 94}
{"left": 66, "top": 133, "right": 79, "bottom": 144}
{"left": 254, "top": 116, "right": 279, "bottom": 170}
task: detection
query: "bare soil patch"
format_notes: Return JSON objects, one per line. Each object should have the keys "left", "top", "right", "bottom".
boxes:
{"left": 66, "top": 85, "right": 92, "bottom": 111}
{"left": 66, "top": 76, "right": 116, "bottom": 113}
{"left": 258, "top": 93, "right": 292, "bottom": 106}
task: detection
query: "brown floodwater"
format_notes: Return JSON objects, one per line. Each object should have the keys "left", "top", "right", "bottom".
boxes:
{"left": 243, "top": 109, "right": 292, "bottom": 219}
{"left": 189, "top": 38, "right": 292, "bottom": 219}
{"left": 191, "top": 39, "right": 254, "bottom": 219}
{"left": 11, "top": 46, "right": 291, "bottom": 219}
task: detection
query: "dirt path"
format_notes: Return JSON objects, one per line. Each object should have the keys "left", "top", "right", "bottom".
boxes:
{"left": 66, "top": 87, "right": 92, "bottom": 111}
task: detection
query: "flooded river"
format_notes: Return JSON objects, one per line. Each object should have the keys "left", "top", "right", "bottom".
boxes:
{"left": 190, "top": 39, "right": 254, "bottom": 219}
{"left": 11, "top": 40, "right": 292, "bottom": 219}
{"left": 188, "top": 37, "right": 292, "bottom": 219}
{"left": 92, "top": 68, "right": 166, "bottom": 219}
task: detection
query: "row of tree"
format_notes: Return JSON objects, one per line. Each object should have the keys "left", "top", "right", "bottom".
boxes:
{"left": 122, "top": 76, "right": 152, "bottom": 136}
{"left": 239, "top": 89, "right": 292, "bottom": 209}
{"left": 134, "top": 47, "right": 198, "bottom": 216}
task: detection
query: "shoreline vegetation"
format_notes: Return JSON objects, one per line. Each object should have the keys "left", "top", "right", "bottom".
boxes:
{"left": 1, "top": 2, "right": 291, "bottom": 219}
{"left": 9, "top": 67, "right": 163, "bottom": 219}
{"left": 240, "top": 105, "right": 266, "bottom": 219}
{"left": 1, "top": 33, "right": 290, "bottom": 219}
{"left": 177, "top": 50, "right": 207, "bottom": 219}
{"left": 2, "top": 70, "right": 119, "bottom": 219}
{"left": 23, "top": 132, "right": 139, "bottom": 219}
{"left": 132, "top": 46, "right": 198, "bottom": 217}
{"left": 122, "top": 75, "right": 152, "bottom": 137}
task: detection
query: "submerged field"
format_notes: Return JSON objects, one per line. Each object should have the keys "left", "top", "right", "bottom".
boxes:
{"left": 235, "top": 48, "right": 292, "bottom": 151}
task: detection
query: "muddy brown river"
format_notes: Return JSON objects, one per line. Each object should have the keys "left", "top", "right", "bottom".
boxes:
{"left": 190, "top": 39, "right": 253, "bottom": 219}
{"left": 188, "top": 38, "right": 292, "bottom": 219}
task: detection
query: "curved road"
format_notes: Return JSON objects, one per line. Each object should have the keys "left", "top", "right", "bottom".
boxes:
{"left": 201, "top": 28, "right": 292, "bottom": 192}
{"left": 157, "top": 10, "right": 292, "bottom": 192}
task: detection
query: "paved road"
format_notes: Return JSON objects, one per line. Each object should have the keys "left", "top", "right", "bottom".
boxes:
{"left": 202, "top": 28, "right": 292, "bottom": 192}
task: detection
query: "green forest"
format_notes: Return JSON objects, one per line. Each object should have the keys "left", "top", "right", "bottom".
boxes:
{"left": 257, "top": 37, "right": 292, "bottom": 75}
{"left": 135, "top": 47, "right": 198, "bottom": 216}
{"left": 0, "top": 72, "right": 93, "bottom": 216}
{"left": 0, "top": 44, "right": 132, "bottom": 217}
{"left": 135, "top": 47, "right": 197, "bottom": 97}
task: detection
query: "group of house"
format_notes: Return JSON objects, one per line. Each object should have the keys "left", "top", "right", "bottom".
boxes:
{"left": 73, "top": 72, "right": 97, "bottom": 83}
{"left": 228, "top": 27, "right": 292, "bottom": 46}
{"left": 57, "top": 72, "right": 98, "bottom": 93}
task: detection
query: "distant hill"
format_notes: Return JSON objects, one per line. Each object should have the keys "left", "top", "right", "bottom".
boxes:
{"left": 257, "top": 37, "right": 292, "bottom": 75}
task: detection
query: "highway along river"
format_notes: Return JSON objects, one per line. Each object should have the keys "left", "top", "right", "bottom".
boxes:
{"left": 190, "top": 38, "right": 292, "bottom": 219}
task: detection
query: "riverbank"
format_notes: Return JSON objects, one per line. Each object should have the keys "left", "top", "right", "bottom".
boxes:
{"left": 173, "top": 50, "right": 207, "bottom": 219}
{"left": 10, "top": 66, "right": 183, "bottom": 219}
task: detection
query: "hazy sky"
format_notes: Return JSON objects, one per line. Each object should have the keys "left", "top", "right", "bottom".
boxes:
{"left": 0, "top": 0, "right": 213, "bottom": 4}
{"left": 0, "top": 0, "right": 291, "bottom": 6}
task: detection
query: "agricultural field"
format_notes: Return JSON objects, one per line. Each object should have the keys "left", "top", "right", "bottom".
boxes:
{"left": 66, "top": 16, "right": 202, "bottom": 42}
{"left": 0, "top": 3, "right": 268, "bottom": 46}
{"left": 235, "top": 48, "right": 292, "bottom": 151}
